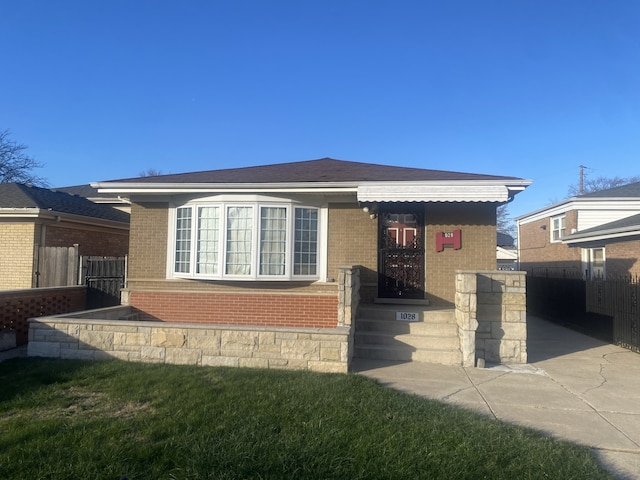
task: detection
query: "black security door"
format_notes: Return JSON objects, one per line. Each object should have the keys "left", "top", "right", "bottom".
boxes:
{"left": 378, "top": 205, "right": 425, "bottom": 299}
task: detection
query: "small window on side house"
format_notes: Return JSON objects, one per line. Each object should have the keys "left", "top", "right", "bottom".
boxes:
{"left": 551, "top": 215, "right": 566, "bottom": 242}
{"left": 588, "top": 248, "right": 605, "bottom": 279}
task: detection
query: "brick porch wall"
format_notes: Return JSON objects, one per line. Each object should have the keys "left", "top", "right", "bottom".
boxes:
{"left": 0, "top": 286, "right": 87, "bottom": 345}
{"left": 128, "top": 291, "right": 339, "bottom": 328}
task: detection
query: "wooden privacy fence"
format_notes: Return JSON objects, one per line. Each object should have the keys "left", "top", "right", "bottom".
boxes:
{"left": 34, "top": 246, "right": 126, "bottom": 308}
{"left": 35, "top": 245, "right": 80, "bottom": 287}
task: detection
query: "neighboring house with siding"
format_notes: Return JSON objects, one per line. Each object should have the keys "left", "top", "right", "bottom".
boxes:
{"left": 93, "top": 158, "right": 530, "bottom": 326}
{"left": 517, "top": 182, "right": 640, "bottom": 279}
{"left": 0, "top": 183, "right": 130, "bottom": 290}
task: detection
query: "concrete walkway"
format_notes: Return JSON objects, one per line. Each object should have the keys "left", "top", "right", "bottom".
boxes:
{"left": 352, "top": 315, "right": 640, "bottom": 480}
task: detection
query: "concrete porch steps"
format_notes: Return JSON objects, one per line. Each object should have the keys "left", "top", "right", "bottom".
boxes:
{"left": 354, "top": 304, "right": 462, "bottom": 365}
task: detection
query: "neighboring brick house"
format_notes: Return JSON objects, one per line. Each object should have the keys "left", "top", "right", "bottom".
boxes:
{"left": 94, "top": 158, "right": 530, "bottom": 328}
{"left": 0, "top": 183, "right": 130, "bottom": 290}
{"left": 517, "top": 182, "right": 640, "bottom": 279}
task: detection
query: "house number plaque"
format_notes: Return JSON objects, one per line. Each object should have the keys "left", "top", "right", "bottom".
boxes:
{"left": 435, "top": 229, "right": 462, "bottom": 252}
{"left": 396, "top": 312, "right": 418, "bottom": 322}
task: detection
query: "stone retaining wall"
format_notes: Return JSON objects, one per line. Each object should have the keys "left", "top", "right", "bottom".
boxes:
{"left": 455, "top": 270, "right": 527, "bottom": 366}
{"left": 26, "top": 266, "right": 362, "bottom": 373}
{"left": 28, "top": 317, "right": 351, "bottom": 373}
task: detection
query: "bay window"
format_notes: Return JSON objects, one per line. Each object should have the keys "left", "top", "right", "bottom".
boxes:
{"left": 171, "top": 201, "right": 321, "bottom": 280}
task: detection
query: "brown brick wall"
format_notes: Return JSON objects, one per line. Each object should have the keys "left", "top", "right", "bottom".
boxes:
{"left": 0, "top": 223, "right": 37, "bottom": 290}
{"left": 45, "top": 223, "right": 129, "bottom": 256}
{"left": 130, "top": 291, "right": 338, "bottom": 328}
{"left": 518, "top": 210, "right": 582, "bottom": 276}
{"left": 602, "top": 240, "right": 640, "bottom": 278}
{"left": 327, "top": 203, "right": 378, "bottom": 285}
{"left": 425, "top": 203, "right": 497, "bottom": 304}
{"left": 126, "top": 200, "right": 497, "bottom": 312}
{"left": 128, "top": 202, "right": 169, "bottom": 279}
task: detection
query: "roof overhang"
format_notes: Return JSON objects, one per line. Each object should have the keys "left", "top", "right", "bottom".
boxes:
{"left": 357, "top": 180, "right": 530, "bottom": 203}
{"left": 94, "top": 179, "right": 531, "bottom": 203}
{"left": 92, "top": 181, "right": 359, "bottom": 196}
{"left": 563, "top": 228, "right": 640, "bottom": 248}
{"left": 517, "top": 197, "right": 640, "bottom": 224}
{"left": 0, "top": 208, "right": 129, "bottom": 230}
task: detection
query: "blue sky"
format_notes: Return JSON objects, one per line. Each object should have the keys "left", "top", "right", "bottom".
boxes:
{"left": 2, "top": 0, "right": 639, "bottom": 219}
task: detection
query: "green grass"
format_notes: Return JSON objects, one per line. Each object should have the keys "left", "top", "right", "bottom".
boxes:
{"left": 0, "top": 359, "right": 613, "bottom": 480}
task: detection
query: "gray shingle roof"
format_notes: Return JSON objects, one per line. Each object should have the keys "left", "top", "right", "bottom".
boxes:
{"left": 579, "top": 181, "right": 640, "bottom": 198}
{"left": 497, "top": 232, "right": 515, "bottom": 247}
{"left": 107, "top": 158, "right": 523, "bottom": 184}
{"left": 0, "top": 183, "right": 129, "bottom": 224}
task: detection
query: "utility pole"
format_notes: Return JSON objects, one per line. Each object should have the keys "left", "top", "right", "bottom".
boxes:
{"left": 579, "top": 165, "right": 585, "bottom": 195}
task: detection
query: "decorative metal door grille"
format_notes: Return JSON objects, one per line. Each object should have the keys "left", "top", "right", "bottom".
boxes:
{"left": 378, "top": 210, "right": 425, "bottom": 299}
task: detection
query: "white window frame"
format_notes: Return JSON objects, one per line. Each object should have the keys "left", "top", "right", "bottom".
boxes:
{"left": 582, "top": 247, "right": 606, "bottom": 279}
{"left": 551, "top": 215, "right": 566, "bottom": 242}
{"left": 167, "top": 198, "right": 326, "bottom": 282}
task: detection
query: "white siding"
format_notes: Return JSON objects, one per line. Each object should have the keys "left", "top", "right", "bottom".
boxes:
{"left": 577, "top": 210, "right": 639, "bottom": 231}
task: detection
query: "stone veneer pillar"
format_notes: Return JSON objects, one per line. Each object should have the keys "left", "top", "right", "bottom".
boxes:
{"left": 455, "top": 271, "right": 527, "bottom": 366}
{"left": 337, "top": 265, "right": 360, "bottom": 327}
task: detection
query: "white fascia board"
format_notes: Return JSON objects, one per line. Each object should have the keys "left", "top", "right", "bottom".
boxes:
{"left": 0, "top": 208, "right": 42, "bottom": 219}
{"left": 515, "top": 199, "right": 575, "bottom": 224}
{"left": 0, "top": 208, "right": 40, "bottom": 221}
{"left": 517, "top": 198, "right": 640, "bottom": 225}
{"left": 357, "top": 181, "right": 530, "bottom": 203}
{"left": 563, "top": 227, "right": 640, "bottom": 245}
{"left": 92, "top": 181, "right": 359, "bottom": 195}
{"left": 50, "top": 211, "right": 129, "bottom": 230}
{"left": 94, "top": 179, "right": 531, "bottom": 203}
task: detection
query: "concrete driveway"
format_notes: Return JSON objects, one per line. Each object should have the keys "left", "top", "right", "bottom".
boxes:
{"left": 352, "top": 315, "right": 640, "bottom": 479}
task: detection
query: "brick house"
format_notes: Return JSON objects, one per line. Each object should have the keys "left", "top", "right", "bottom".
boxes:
{"left": 0, "top": 183, "right": 130, "bottom": 290}
{"left": 94, "top": 158, "right": 529, "bottom": 322}
{"left": 517, "top": 182, "right": 640, "bottom": 279}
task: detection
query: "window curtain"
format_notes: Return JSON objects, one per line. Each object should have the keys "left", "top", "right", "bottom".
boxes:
{"left": 260, "top": 207, "right": 287, "bottom": 275}
{"left": 226, "top": 206, "right": 253, "bottom": 275}
{"left": 197, "top": 206, "right": 220, "bottom": 274}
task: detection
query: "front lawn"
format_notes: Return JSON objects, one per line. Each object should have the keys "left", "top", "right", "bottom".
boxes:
{"left": 0, "top": 359, "right": 612, "bottom": 479}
